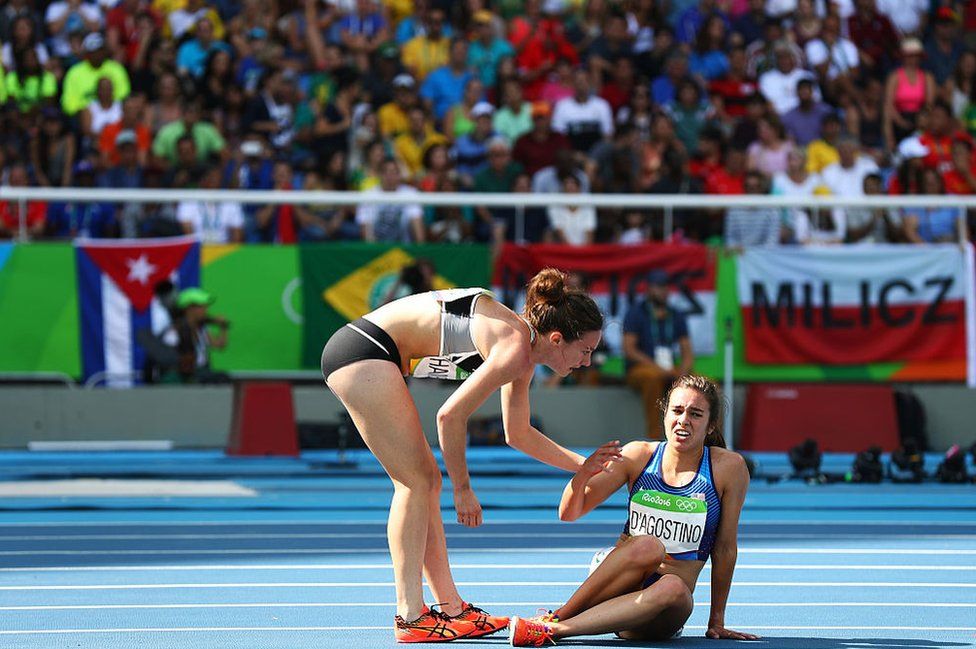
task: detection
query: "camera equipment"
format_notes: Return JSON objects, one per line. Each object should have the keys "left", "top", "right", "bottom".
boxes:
{"left": 788, "top": 438, "right": 822, "bottom": 478}
{"left": 935, "top": 445, "right": 969, "bottom": 484}
{"left": 849, "top": 446, "right": 884, "bottom": 483}
{"left": 889, "top": 439, "right": 925, "bottom": 483}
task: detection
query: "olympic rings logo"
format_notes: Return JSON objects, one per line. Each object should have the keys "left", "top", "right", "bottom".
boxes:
{"left": 676, "top": 500, "right": 700, "bottom": 512}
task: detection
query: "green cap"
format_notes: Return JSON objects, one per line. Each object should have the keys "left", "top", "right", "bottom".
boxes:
{"left": 176, "top": 287, "right": 214, "bottom": 309}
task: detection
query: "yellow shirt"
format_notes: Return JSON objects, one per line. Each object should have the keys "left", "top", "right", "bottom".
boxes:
{"left": 152, "top": 0, "right": 225, "bottom": 39}
{"left": 378, "top": 102, "right": 410, "bottom": 138}
{"left": 401, "top": 36, "right": 449, "bottom": 81}
{"left": 806, "top": 140, "right": 839, "bottom": 174}
{"left": 382, "top": 0, "right": 413, "bottom": 27}
{"left": 394, "top": 129, "right": 449, "bottom": 178}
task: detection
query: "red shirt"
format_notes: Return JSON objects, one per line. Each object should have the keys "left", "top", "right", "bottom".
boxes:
{"left": 708, "top": 77, "right": 758, "bottom": 119}
{"left": 510, "top": 18, "right": 578, "bottom": 100}
{"left": 512, "top": 130, "right": 572, "bottom": 175}
{"left": 920, "top": 131, "right": 973, "bottom": 174}
{"left": 847, "top": 12, "right": 899, "bottom": 66}
{"left": 943, "top": 168, "right": 976, "bottom": 194}
{"left": 690, "top": 158, "right": 723, "bottom": 182}
{"left": 704, "top": 168, "right": 745, "bottom": 195}
{"left": 0, "top": 200, "right": 47, "bottom": 234}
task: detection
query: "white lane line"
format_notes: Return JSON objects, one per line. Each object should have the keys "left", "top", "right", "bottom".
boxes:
{"left": 0, "top": 581, "right": 973, "bottom": 591}
{"left": 0, "top": 563, "right": 969, "bottom": 572}
{"left": 2, "top": 531, "right": 975, "bottom": 541}
{"left": 2, "top": 544, "right": 975, "bottom": 556}
{"left": 0, "top": 519, "right": 972, "bottom": 527}
{"left": 0, "top": 625, "right": 973, "bottom": 635}
{"left": 2, "top": 602, "right": 974, "bottom": 611}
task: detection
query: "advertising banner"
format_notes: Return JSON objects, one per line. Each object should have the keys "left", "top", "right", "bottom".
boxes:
{"left": 493, "top": 243, "right": 717, "bottom": 356}
{"left": 737, "top": 245, "right": 970, "bottom": 366}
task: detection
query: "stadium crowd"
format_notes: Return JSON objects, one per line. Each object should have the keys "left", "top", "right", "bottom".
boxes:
{"left": 0, "top": 0, "right": 973, "bottom": 245}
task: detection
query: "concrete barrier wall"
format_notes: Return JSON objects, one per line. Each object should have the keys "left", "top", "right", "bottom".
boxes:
{"left": 0, "top": 384, "right": 972, "bottom": 450}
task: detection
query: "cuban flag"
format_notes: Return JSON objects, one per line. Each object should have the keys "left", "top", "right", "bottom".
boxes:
{"left": 75, "top": 236, "right": 201, "bottom": 387}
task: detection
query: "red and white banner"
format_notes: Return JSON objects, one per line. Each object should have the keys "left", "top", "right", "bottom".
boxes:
{"left": 738, "top": 244, "right": 975, "bottom": 369}
{"left": 493, "top": 243, "right": 717, "bottom": 355}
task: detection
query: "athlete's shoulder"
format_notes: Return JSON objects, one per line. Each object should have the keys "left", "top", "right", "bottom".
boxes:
{"left": 708, "top": 447, "right": 750, "bottom": 489}
{"left": 620, "top": 440, "right": 657, "bottom": 480}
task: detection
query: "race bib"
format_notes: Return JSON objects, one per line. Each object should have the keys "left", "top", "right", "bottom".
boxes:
{"left": 409, "top": 352, "right": 481, "bottom": 380}
{"left": 654, "top": 346, "right": 674, "bottom": 371}
{"left": 628, "top": 489, "right": 707, "bottom": 555}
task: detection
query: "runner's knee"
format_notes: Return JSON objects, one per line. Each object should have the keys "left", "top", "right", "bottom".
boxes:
{"left": 621, "top": 535, "right": 666, "bottom": 570}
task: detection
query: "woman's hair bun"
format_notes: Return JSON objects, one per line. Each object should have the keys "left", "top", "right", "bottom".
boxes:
{"left": 526, "top": 268, "right": 567, "bottom": 306}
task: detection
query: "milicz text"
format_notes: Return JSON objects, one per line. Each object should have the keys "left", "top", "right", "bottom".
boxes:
{"left": 751, "top": 277, "right": 957, "bottom": 329}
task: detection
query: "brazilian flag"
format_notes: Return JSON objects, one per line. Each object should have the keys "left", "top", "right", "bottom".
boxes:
{"left": 300, "top": 243, "right": 491, "bottom": 368}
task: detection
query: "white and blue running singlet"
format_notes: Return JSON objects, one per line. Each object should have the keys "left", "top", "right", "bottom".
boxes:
{"left": 624, "top": 442, "right": 722, "bottom": 561}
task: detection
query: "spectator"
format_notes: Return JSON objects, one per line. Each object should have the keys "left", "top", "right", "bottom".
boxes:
{"left": 820, "top": 134, "right": 878, "bottom": 236}
{"left": 724, "top": 170, "right": 780, "bottom": 247}
{"left": 472, "top": 136, "right": 523, "bottom": 242}
{"left": 634, "top": 23, "right": 674, "bottom": 82}
{"left": 492, "top": 78, "right": 532, "bottom": 143}
{"left": 747, "top": 114, "right": 794, "bottom": 176}
{"left": 705, "top": 147, "right": 747, "bottom": 195}
{"left": 689, "top": 14, "right": 730, "bottom": 82}
{"left": 152, "top": 99, "right": 226, "bottom": 166}
{"left": 883, "top": 38, "right": 935, "bottom": 150}
{"left": 99, "top": 130, "right": 146, "bottom": 236}
{"left": 846, "top": 173, "right": 902, "bottom": 243}
{"left": 943, "top": 139, "right": 976, "bottom": 195}
{"left": 167, "top": 287, "right": 231, "bottom": 384}
{"left": 539, "top": 58, "right": 575, "bottom": 106}
{"left": 444, "top": 77, "right": 484, "bottom": 140}
{"left": 651, "top": 52, "right": 691, "bottom": 106}
{"left": 622, "top": 268, "right": 693, "bottom": 439}
{"left": 350, "top": 138, "right": 387, "bottom": 190}
{"left": 243, "top": 68, "right": 297, "bottom": 152}
{"left": 337, "top": 0, "right": 388, "bottom": 71}
{"left": 947, "top": 51, "right": 976, "bottom": 122}
{"left": 805, "top": 14, "right": 860, "bottom": 103}
{"left": 167, "top": 0, "right": 224, "bottom": 41}
{"left": 759, "top": 41, "right": 819, "bottom": 115}
{"left": 80, "top": 76, "right": 122, "bottom": 139}
{"left": 104, "top": 0, "right": 147, "bottom": 66}
{"left": 782, "top": 78, "right": 834, "bottom": 146}
{"left": 297, "top": 169, "right": 359, "bottom": 241}
{"left": 848, "top": 76, "right": 886, "bottom": 157}
{"left": 709, "top": 46, "right": 759, "bottom": 125}
{"left": 747, "top": 19, "right": 803, "bottom": 78}
{"left": 647, "top": 149, "right": 707, "bottom": 240}
{"left": 590, "top": 122, "right": 640, "bottom": 194}
{"left": 377, "top": 73, "right": 417, "bottom": 139}
{"left": 198, "top": 49, "right": 236, "bottom": 117}
{"left": 453, "top": 101, "right": 497, "bottom": 187}
{"left": 46, "top": 162, "right": 118, "bottom": 239}
{"left": 176, "top": 17, "right": 229, "bottom": 80}
{"left": 846, "top": 0, "right": 899, "bottom": 78}
{"left": 419, "top": 36, "right": 471, "bottom": 123}
{"left": 99, "top": 95, "right": 151, "bottom": 166}
{"left": 309, "top": 66, "right": 361, "bottom": 168}
{"left": 616, "top": 83, "right": 653, "bottom": 141}
{"left": 355, "top": 158, "right": 425, "bottom": 242}
{"left": 637, "top": 112, "right": 684, "bottom": 191}
{"left": 5, "top": 48, "right": 57, "bottom": 113}
{"left": 666, "top": 79, "right": 714, "bottom": 155}
{"left": 61, "top": 32, "right": 131, "bottom": 117}
{"left": 618, "top": 209, "right": 650, "bottom": 244}
{"left": 806, "top": 113, "right": 842, "bottom": 173}
{"left": 426, "top": 173, "right": 472, "bottom": 243}
{"left": 888, "top": 135, "right": 928, "bottom": 194}
{"left": 467, "top": 9, "right": 513, "bottom": 89}
{"left": 402, "top": 8, "right": 449, "bottom": 82}
{"left": 772, "top": 148, "right": 826, "bottom": 244}
{"left": 546, "top": 172, "right": 597, "bottom": 245}
{"left": 361, "top": 41, "right": 405, "bottom": 110}
{"left": 146, "top": 72, "right": 183, "bottom": 132}
{"left": 254, "top": 160, "right": 323, "bottom": 243}
{"left": 45, "top": 0, "right": 103, "bottom": 60}
{"left": 731, "top": 0, "right": 766, "bottom": 46}
{"left": 512, "top": 101, "right": 571, "bottom": 176}
{"left": 509, "top": 1, "right": 578, "bottom": 100}
{"left": 175, "top": 165, "right": 245, "bottom": 242}
{"left": 395, "top": 0, "right": 452, "bottom": 45}
{"left": 30, "top": 108, "right": 76, "bottom": 189}
{"left": 2, "top": 15, "right": 49, "bottom": 73}
{"left": 674, "top": 0, "right": 728, "bottom": 46}
{"left": 924, "top": 7, "right": 964, "bottom": 86}
{"left": 919, "top": 101, "right": 968, "bottom": 174}
{"left": 393, "top": 104, "right": 448, "bottom": 181}
{"left": 599, "top": 56, "right": 638, "bottom": 117}
{"left": 0, "top": 164, "right": 46, "bottom": 239}
{"left": 586, "top": 11, "right": 633, "bottom": 81}
{"left": 902, "top": 168, "right": 968, "bottom": 243}
{"left": 532, "top": 148, "right": 591, "bottom": 194}
{"left": 552, "top": 68, "right": 614, "bottom": 155}
{"left": 876, "top": 0, "right": 926, "bottom": 36}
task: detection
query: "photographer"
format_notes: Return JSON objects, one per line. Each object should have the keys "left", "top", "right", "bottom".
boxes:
{"left": 172, "top": 287, "right": 231, "bottom": 384}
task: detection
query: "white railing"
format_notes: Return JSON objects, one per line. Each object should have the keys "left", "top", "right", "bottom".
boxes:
{"left": 3, "top": 187, "right": 973, "bottom": 242}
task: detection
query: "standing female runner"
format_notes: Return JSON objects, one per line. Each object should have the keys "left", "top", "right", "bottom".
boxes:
{"left": 321, "top": 268, "right": 614, "bottom": 642}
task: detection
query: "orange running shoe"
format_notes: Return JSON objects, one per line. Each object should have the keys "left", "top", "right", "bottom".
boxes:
{"left": 508, "top": 615, "right": 556, "bottom": 647}
{"left": 394, "top": 605, "right": 477, "bottom": 643}
{"left": 447, "top": 601, "right": 509, "bottom": 638}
